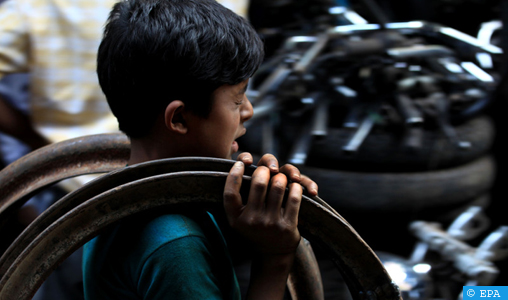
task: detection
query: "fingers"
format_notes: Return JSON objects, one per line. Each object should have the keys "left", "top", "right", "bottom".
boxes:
{"left": 256, "top": 153, "right": 279, "bottom": 173}
{"left": 300, "top": 174, "right": 318, "bottom": 196}
{"left": 265, "top": 173, "right": 287, "bottom": 217}
{"left": 279, "top": 164, "right": 318, "bottom": 196}
{"left": 236, "top": 152, "right": 254, "bottom": 166}
{"left": 229, "top": 154, "right": 311, "bottom": 226}
{"left": 224, "top": 161, "right": 245, "bottom": 221}
{"left": 284, "top": 182, "right": 302, "bottom": 225}
{"left": 246, "top": 166, "right": 271, "bottom": 211}
{"left": 279, "top": 164, "right": 301, "bottom": 183}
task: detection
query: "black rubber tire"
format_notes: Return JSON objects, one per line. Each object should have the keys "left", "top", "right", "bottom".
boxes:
{"left": 306, "top": 115, "right": 495, "bottom": 172}
{"left": 299, "top": 156, "right": 495, "bottom": 257}
{"left": 298, "top": 155, "right": 496, "bottom": 214}
{"left": 240, "top": 115, "right": 495, "bottom": 172}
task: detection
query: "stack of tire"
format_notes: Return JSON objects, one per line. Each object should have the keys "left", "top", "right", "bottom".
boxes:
{"left": 239, "top": 112, "right": 496, "bottom": 256}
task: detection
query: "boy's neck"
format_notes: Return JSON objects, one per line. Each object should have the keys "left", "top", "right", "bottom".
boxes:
{"left": 128, "top": 136, "right": 174, "bottom": 166}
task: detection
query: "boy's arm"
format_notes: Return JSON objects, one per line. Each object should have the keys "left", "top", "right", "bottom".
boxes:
{"left": 224, "top": 161, "right": 303, "bottom": 300}
{"left": 0, "top": 96, "right": 47, "bottom": 226}
{"left": 0, "top": 95, "right": 49, "bottom": 150}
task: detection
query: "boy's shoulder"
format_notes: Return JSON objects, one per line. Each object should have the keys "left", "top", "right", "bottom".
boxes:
{"left": 135, "top": 212, "right": 210, "bottom": 247}
{"left": 83, "top": 211, "right": 238, "bottom": 298}
{"left": 84, "top": 211, "right": 214, "bottom": 260}
{"left": 83, "top": 211, "right": 218, "bottom": 278}
{"left": 114, "top": 211, "right": 215, "bottom": 257}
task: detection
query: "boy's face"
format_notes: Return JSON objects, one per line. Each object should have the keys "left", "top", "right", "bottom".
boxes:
{"left": 185, "top": 79, "right": 253, "bottom": 159}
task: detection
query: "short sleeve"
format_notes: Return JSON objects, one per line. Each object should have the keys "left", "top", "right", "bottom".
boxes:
{"left": 137, "top": 235, "right": 225, "bottom": 300}
{"left": 0, "top": 0, "right": 30, "bottom": 79}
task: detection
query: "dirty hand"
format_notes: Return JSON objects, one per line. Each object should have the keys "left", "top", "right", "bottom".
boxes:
{"left": 224, "top": 160, "right": 302, "bottom": 254}
{"left": 236, "top": 152, "right": 318, "bottom": 197}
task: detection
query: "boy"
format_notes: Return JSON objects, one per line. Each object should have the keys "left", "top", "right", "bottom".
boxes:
{"left": 82, "top": 0, "right": 318, "bottom": 299}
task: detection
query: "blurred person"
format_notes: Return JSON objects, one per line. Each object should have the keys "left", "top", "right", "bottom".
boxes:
{"left": 0, "top": 1, "right": 120, "bottom": 298}
{"left": 0, "top": 0, "right": 121, "bottom": 189}
{"left": 0, "top": 0, "right": 251, "bottom": 299}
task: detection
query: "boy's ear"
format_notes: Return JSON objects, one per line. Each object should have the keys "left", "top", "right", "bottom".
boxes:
{"left": 164, "top": 100, "right": 188, "bottom": 134}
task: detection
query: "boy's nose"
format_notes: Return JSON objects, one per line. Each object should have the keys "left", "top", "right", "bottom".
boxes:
{"left": 241, "top": 97, "right": 253, "bottom": 122}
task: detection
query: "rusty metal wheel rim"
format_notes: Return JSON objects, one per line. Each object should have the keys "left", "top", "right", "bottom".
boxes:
{"left": 0, "top": 157, "right": 337, "bottom": 278}
{"left": 0, "top": 170, "right": 400, "bottom": 300}
{"left": 0, "top": 157, "right": 256, "bottom": 276}
{"left": 0, "top": 133, "right": 130, "bottom": 229}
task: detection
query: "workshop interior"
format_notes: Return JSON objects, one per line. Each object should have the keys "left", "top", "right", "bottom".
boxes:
{"left": 0, "top": 0, "right": 507, "bottom": 299}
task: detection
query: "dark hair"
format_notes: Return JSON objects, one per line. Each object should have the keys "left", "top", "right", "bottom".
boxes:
{"left": 97, "top": 0, "right": 264, "bottom": 137}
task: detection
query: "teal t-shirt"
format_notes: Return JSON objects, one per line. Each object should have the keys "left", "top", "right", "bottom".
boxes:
{"left": 82, "top": 211, "right": 241, "bottom": 299}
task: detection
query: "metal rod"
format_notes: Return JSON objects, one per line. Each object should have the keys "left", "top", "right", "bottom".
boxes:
{"left": 293, "top": 34, "right": 329, "bottom": 74}
{"left": 311, "top": 100, "right": 329, "bottom": 136}
{"left": 342, "top": 114, "right": 375, "bottom": 153}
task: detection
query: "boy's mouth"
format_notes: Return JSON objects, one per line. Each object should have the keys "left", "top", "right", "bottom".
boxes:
{"left": 231, "top": 140, "right": 239, "bottom": 153}
{"left": 232, "top": 129, "right": 246, "bottom": 153}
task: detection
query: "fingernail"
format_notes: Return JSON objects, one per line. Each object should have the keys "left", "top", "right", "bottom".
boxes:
{"left": 235, "top": 161, "right": 244, "bottom": 167}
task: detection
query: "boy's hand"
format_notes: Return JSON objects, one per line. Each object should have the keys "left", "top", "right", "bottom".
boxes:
{"left": 224, "top": 161, "right": 302, "bottom": 255}
{"left": 236, "top": 152, "right": 318, "bottom": 197}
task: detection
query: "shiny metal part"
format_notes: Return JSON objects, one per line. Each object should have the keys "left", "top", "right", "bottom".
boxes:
{"left": 293, "top": 34, "right": 330, "bottom": 74}
{"left": 474, "top": 21, "right": 502, "bottom": 68}
{"left": 342, "top": 10, "right": 369, "bottom": 25}
{"left": 329, "top": 23, "right": 381, "bottom": 35}
{"left": 404, "top": 127, "right": 423, "bottom": 149}
{"left": 342, "top": 102, "right": 365, "bottom": 128}
{"left": 342, "top": 114, "right": 376, "bottom": 153}
{"left": 432, "top": 93, "right": 472, "bottom": 149}
{"left": 328, "top": 6, "right": 369, "bottom": 25}
{"left": 447, "top": 206, "right": 490, "bottom": 241}
{"left": 387, "top": 45, "right": 454, "bottom": 58}
{"left": 311, "top": 100, "right": 329, "bottom": 136}
{"left": 283, "top": 36, "right": 319, "bottom": 51}
{"left": 409, "top": 242, "right": 430, "bottom": 264}
{"left": 249, "top": 95, "right": 278, "bottom": 123}
{"left": 262, "top": 116, "right": 278, "bottom": 156}
{"left": 476, "top": 226, "right": 508, "bottom": 262}
{"left": 252, "top": 65, "right": 292, "bottom": 103}
{"left": 409, "top": 221, "right": 499, "bottom": 286}
{"left": 477, "top": 20, "right": 502, "bottom": 46}
{"left": 439, "top": 26, "right": 502, "bottom": 54}
{"left": 335, "top": 85, "right": 358, "bottom": 98}
{"left": 476, "top": 52, "right": 494, "bottom": 69}
{"left": 377, "top": 252, "right": 433, "bottom": 300}
{"left": 288, "top": 122, "right": 313, "bottom": 165}
{"left": 329, "top": 21, "right": 502, "bottom": 54}
{"left": 461, "top": 62, "right": 495, "bottom": 82}
{"left": 395, "top": 94, "right": 424, "bottom": 125}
